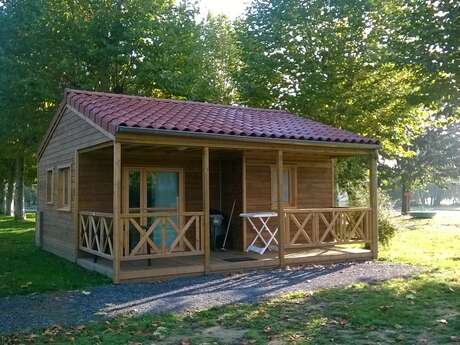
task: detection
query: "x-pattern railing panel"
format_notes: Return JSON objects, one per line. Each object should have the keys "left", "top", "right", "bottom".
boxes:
{"left": 79, "top": 212, "right": 114, "bottom": 259}
{"left": 121, "top": 212, "right": 204, "bottom": 260}
{"left": 285, "top": 208, "right": 371, "bottom": 248}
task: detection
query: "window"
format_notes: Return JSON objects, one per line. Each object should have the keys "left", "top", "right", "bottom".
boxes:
{"left": 271, "top": 166, "right": 296, "bottom": 208}
{"left": 57, "top": 166, "right": 71, "bottom": 210}
{"left": 46, "top": 169, "right": 54, "bottom": 204}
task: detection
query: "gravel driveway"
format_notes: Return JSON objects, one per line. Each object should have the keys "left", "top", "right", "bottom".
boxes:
{"left": 0, "top": 261, "right": 419, "bottom": 334}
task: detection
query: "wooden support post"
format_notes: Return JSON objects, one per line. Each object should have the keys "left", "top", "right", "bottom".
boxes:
{"left": 331, "top": 158, "right": 337, "bottom": 207}
{"left": 113, "top": 142, "right": 122, "bottom": 283}
{"left": 242, "top": 151, "right": 247, "bottom": 250}
{"left": 369, "top": 151, "right": 378, "bottom": 259}
{"left": 73, "top": 150, "right": 80, "bottom": 261}
{"left": 277, "top": 150, "right": 286, "bottom": 267}
{"left": 202, "top": 147, "right": 210, "bottom": 273}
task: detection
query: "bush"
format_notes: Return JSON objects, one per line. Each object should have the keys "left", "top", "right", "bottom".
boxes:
{"left": 341, "top": 185, "right": 397, "bottom": 246}
{"left": 377, "top": 191, "right": 397, "bottom": 246}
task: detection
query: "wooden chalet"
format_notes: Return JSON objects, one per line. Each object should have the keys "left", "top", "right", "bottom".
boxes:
{"left": 37, "top": 89, "right": 379, "bottom": 283}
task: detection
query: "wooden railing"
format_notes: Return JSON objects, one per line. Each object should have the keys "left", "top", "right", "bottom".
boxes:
{"left": 79, "top": 211, "right": 114, "bottom": 259}
{"left": 284, "top": 207, "right": 371, "bottom": 248}
{"left": 120, "top": 211, "right": 204, "bottom": 261}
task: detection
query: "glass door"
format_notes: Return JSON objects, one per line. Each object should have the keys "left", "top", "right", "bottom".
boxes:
{"left": 124, "top": 167, "right": 182, "bottom": 253}
{"left": 145, "top": 170, "right": 180, "bottom": 248}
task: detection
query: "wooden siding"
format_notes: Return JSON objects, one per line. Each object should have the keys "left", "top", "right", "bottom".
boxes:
{"left": 79, "top": 147, "right": 114, "bottom": 213}
{"left": 38, "top": 107, "right": 111, "bottom": 261}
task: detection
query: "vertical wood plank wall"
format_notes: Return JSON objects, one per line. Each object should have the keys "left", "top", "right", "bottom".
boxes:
{"left": 37, "top": 108, "right": 111, "bottom": 261}
{"left": 78, "top": 147, "right": 114, "bottom": 213}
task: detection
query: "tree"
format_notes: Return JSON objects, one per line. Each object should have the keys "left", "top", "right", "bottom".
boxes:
{"left": 196, "top": 14, "right": 241, "bottom": 104}
{"left": 0, "top": 0, "right": 241, "bottom": 217}
{"left": 383, "top": 0, "right": 460, "bottom": 117}
{"left": 236, "top": 0, "right": 459, "bottom": 205}
{"left": 386, "top": 121, "right": 460, "bottom": 214}
{"left": 236, "top": 0, "right": 432, "bottom": 196}
{"left": 236, "top": 0, "right": 432, "bottom": 152}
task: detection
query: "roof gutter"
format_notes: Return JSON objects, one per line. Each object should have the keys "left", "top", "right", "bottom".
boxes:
{"left": 116, "top": 126, "right": 380, "bottom": 151}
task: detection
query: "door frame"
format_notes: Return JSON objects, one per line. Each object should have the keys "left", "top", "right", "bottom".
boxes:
{"left": 122, "top": 166, "right": 185, "bottom": 253}
{"left": 122, "top": 166, "right": 185, "bottom": 216}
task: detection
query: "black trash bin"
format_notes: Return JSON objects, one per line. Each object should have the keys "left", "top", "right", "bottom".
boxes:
{"left": 210, "top": 213, "right": 224, "bottom": 250}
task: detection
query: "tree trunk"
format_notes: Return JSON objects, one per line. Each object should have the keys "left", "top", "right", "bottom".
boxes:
{"left": 433, "top": 189, "right": 443, "bottom": 207}
{"left": 401, "top": 182, "right": 411, "bottom": 215}
{"left": 5, "top": 165, "right": 14, "bottom": 216}
{"left": 0, "top": 179, "right": 5, "bottom": 215}
{"left": 14, "top": 155, "right": 24, "bottom": 220}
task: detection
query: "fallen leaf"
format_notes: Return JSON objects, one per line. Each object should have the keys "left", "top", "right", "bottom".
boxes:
{"left": 397, "top": 335, "right": 405, "bottom": 341}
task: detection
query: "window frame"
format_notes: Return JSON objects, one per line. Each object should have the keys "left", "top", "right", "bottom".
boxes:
{"left": 57, "top": 164, "right": 72, "bottom": 211}
{"left": 46, "top": 168, "right": 54, "bottom": 204}
{"left": 270, "top": 165, "right": 297, "bottom": 209}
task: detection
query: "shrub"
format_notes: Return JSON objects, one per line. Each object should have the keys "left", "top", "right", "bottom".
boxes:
{"left": 342, "top": 185, "right": 397, "bottom": 246}
{"left": 377, "top": 191, "right": 397, "bottom": 246}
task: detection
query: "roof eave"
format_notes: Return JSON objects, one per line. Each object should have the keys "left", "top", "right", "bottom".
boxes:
{"left": 116, "top": 126, "right": 380, "bottom": 151}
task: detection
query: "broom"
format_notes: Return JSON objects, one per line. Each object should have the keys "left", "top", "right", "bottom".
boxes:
{"left": 221, "top": 200, "right": 236, "bottom": 251}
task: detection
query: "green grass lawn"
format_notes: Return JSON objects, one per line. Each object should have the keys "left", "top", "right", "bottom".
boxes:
{"left": 2, "top": 213, "right": 460, "bottom": 344}
{"left": 0, "top": 214, "right": 109, "bottom": 297}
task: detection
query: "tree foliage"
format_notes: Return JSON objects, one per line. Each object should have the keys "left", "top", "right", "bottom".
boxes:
{"left": 0, "top": 0, "right": 240, "bottom": 216}
{"left": 236, "top": 0, "right": 459, "bottom": 204}
{"left": 236, "top": 0, "right": 431, "bottom": 157}
{"left": 0, "top": 0, "right": 459, "bottom": 215}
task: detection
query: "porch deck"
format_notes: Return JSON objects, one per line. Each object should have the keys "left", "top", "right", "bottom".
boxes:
{"left": 77, "top": 246, "right": 372, "bottom": 281}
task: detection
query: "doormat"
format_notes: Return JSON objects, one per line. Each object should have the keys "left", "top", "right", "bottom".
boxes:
{"left": 222, "top": 257, "right": 258, "bottom": 262}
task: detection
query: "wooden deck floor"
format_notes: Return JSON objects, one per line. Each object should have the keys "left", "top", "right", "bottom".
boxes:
{"left": 77, "top": 246, "right": 372, "bottom": 281}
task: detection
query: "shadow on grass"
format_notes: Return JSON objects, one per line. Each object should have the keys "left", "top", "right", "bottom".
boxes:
{"left": 193, "top": 275, "right": 460, "bottom": 344}
{"left": 3, "top": 275, "right": 458, "bottom": 344}
{"left": 0, "top": 215, "right": 109, "bottom": 297}
{"left": 0, "top": 218, "right": 35, "bottom": 233}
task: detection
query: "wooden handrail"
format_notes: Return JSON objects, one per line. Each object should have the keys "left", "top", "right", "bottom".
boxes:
{"left": 79, "top": 211, "right": 114, "bottom": 218}
{"left": 285, "top": 207, "right": 371, "bottom": 213}
{"left": 120, "top": 211, "right": 204, "bottom": 218}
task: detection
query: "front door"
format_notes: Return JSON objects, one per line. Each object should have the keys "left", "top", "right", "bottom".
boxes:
{"left": 124, "top": 167, "right": 183, "bottom": 252}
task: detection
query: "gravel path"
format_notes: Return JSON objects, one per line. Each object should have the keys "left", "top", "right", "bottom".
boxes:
{"left": 0, "top": 261, "right": 420, "bottom": 334}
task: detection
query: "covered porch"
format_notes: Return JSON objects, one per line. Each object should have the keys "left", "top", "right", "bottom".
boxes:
{"left": 75, "top": 136, "right": 378, "bottom": 282}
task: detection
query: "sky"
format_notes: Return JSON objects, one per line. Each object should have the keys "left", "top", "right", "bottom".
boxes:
{"left": 199, "top": 0, "right": 248, "bottom": 19}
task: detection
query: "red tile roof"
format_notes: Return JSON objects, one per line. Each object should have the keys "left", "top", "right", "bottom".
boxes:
{"left": 64, "top": 89, "right": 378, "bottom": 145}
